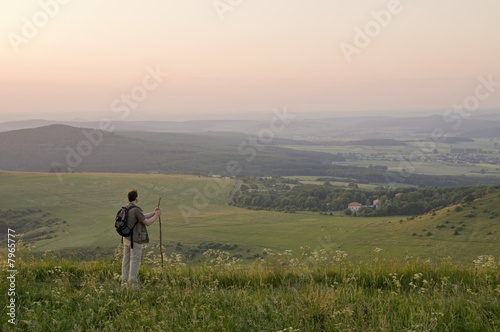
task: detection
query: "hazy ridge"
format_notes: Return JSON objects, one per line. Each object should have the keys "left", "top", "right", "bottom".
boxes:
{"left": 0, "top": 124, "right": 340, "bottom": 175}
{"left": 2, "top": 113, "right": 500, "bottom": 139}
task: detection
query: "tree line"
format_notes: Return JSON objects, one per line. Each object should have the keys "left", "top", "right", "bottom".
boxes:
{"left": 231, "top": 177, "right": 495, "bottom": 216}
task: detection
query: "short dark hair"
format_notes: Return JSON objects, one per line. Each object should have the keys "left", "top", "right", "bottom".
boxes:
{"left": 128, "top": 190, "right": 138, "bottom": 202}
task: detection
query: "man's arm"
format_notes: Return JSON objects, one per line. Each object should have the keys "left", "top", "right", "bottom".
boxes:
{"left": 144, "top": 212, "right": 155, "bottom": 218}
{"left": 143, "top": 208, "right": 161, "bottom": 226}
{"left": 144, "top": 207, "right": 160, "bottom": 219}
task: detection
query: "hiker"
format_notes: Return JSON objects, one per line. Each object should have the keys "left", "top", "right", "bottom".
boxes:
{"left": 121, "top": 189, "right": 161, "bottom": 288}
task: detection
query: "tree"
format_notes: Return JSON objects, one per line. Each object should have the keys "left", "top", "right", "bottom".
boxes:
{"left": 304, "top": 197, "right": 320, "bottom": 210}
{"left": 462, "top": 194, "right": 475, "bottom": 204}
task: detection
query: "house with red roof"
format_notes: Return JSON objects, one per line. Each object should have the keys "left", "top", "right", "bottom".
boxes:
{"left": 348, "top": 202, "right": 362, "bottom": 211}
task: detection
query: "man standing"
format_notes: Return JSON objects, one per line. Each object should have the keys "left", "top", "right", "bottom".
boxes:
{"left": 121, "top": 189, "right": 161, "bottom": 288}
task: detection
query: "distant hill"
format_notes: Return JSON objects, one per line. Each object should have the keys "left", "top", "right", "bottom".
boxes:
{"left": 2, "top": 113, "right": 500, "bottom": 139}
{"left": 0, "top": 119, "right": 265, "bottom": 134}
{"left": 0, "top": 125, "right": 342, "bottom": 175}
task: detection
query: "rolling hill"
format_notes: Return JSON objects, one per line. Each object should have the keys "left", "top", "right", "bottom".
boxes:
{"left": 0, "top": 125, "right": 340, "bottom": 176}
{"left": 1, "top": 171, "right": 498, "bottom": 263}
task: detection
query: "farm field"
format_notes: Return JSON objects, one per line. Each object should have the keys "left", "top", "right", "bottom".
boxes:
{"left": 281, "top": 139, "right": 500, "bottom": 178}
{"left": 332, "top": 160, "right": 493, "bottom": 176}
{"left": 284, "top": 175, "right": 416, "bottom": 189}
{"left": 284, "top": 175, "right": 382, "bottom": 190}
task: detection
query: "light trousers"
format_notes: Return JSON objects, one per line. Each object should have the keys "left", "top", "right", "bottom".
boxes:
{"left": 121, "top": 237, "right": 143, "bottom": 288}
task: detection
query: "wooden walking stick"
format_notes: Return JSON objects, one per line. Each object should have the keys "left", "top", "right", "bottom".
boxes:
{"left": 157, "top": 197, "right": 164, "bottom": 272}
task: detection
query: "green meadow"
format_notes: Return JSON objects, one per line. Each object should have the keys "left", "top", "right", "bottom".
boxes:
{"left": 1, "top": 171, "right": 499, "bottom": 330}
{"left": 1, "top": 171, "right": 499, "bottom": 262}
{"left": 1, "top": 241, "right": 499, "bottom": 331}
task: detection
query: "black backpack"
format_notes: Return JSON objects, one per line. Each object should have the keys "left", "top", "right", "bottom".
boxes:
{"left": 115, "top": 206, "right": 139, "bottom": 247}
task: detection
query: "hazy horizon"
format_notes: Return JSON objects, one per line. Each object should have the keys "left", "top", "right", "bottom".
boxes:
{"left": 1, "top": 1, "right": 499, "bottom": 122}
{"left": 1, "top": 108, "right": 499, "bottom": 124}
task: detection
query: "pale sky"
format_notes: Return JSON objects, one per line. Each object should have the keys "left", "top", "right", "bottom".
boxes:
{"left": 1, "top": 0, "right": 499, "bottom": 121}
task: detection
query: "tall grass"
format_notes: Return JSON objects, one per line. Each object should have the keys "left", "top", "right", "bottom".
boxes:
{"left": 1, "top": 245, "right": 499, "bottom": 331}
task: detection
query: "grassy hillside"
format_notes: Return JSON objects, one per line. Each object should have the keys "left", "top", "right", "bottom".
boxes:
{"left": 1, "top": 171, "right": 499, "bottom": 263}
{"left": 1, "top": 250, "right": 498, "bottom": 331}
{"left": 401, "top": 194, "right": 500, "bottom": 256}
